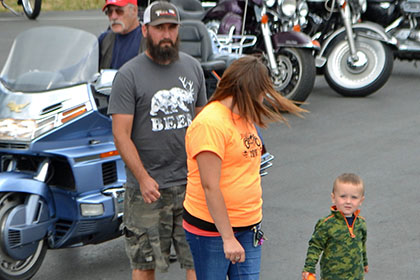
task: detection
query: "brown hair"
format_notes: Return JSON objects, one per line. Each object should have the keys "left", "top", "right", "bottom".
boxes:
{"left": 209, "top": 55, "right": 307, "bottom": 128}
{"left": 333, "top": 173, "right": 365, "bottom": 195}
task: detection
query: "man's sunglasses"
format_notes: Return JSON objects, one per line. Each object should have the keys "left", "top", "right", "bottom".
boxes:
{"left": 104, "top": 6, "right": 125, "bottom": 16}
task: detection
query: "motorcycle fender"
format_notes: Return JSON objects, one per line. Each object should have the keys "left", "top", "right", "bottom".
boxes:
{"left": 315, "top": 22, "right": 398, "bottom": 67}
{"left": 272, "top": 31, "right": 319, "bottom": 50}
{"left": 0, "top": 174, "right": 55, "bottom": 216}
{"left": 3, "top": 195, "right": 52, "bottom": 260}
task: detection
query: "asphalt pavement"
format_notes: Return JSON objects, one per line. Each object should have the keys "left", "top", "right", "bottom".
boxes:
{"left": 0, "top": 9, "right": 419, "bottom": 280}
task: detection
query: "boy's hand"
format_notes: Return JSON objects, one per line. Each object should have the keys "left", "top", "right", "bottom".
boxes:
{"left": 302, "top": 272, "right": 316, "bottom": 280}
{"left": 364, "top": 265, "right": 369, "bottom": 273}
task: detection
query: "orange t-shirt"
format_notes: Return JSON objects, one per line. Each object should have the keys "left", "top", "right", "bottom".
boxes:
{"left": 183, "top": 101, "right": 263, "bottom": 228}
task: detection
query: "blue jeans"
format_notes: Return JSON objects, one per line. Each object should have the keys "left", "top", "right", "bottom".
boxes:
{"left": 185, "top": 229, "right": 262, "bottom": 280}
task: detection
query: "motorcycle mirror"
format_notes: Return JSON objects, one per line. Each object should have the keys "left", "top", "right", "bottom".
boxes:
{"left": 94, "top": 69, "right": 118, "bottom": 96}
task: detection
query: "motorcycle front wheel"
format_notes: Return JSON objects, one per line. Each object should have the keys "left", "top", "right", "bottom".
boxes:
{"left": 270, "top": 47, "right": 316, "bottom": 103}
{"left": 21, "top": 0, "right": 42, "bottom": 20}
{"left": 324, "top": 33, "right": 393, "bottom": 97}
{"left": 0, "top": 193, "right": 47, "bottom": 280}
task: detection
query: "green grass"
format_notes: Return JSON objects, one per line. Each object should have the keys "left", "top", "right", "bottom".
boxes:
{"left": 0, "top": 0, "right": 103, "bottom": 13}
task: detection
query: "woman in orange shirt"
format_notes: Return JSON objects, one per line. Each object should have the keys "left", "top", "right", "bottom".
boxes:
{"left": 183, "top": 55, "right": 307, "bottom": 280}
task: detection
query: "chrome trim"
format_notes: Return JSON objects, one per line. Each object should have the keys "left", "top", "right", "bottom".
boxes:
{"left": 102, "top": 187, "right": 125, "bottom": 220}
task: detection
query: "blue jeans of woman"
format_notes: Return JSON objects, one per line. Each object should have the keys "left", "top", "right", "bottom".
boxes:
{"left": 185, "top": 229, "right": 262, "bottom": 280}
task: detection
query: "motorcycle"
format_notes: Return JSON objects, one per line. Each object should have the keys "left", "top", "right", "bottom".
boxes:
{"left": 1, "top": 0, "right": 41, "bottom": 20}
{"left": 362, "top": 0, "right": 420, "bottom": 61}
{"left": 0, "top": 25, "right": 274, "bottom": 279}
{"left": 173, "top": 0, "right": 319, "bottom": 103}
{"left": 0, "top": 26, "right": 126, "bottom": 280}
{"left": 303, "top": 0, "right": 397, "bottom": 96}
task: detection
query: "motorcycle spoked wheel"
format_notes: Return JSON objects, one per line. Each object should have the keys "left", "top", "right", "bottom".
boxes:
{"left": 270, "top": 47, "right": 316, "bottom": 103}
{"left": 21, "top": 0, "right": 42, "bottom": 20}
{"left": 324, "top": 33, "right": 394, "bottom": 97}
{"left": 0, "top": 193, "right": 47, "bottom": 280}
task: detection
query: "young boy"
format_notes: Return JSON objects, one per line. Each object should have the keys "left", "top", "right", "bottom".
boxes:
{"left": 302, "top": 173, "right": 369, "bottom": 280}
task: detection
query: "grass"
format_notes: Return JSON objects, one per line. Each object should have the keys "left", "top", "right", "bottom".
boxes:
{"left": 0, "top": 0, "right": 103, "bottom": 13}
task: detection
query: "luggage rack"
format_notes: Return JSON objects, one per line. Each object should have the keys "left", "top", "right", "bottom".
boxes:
{"left": 208, "top": 26, "right": 257, "bottom": 55}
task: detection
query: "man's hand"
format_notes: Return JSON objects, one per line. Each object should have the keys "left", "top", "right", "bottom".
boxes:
{"left": 139, "top": 175, "right": 160, "bottom": 203}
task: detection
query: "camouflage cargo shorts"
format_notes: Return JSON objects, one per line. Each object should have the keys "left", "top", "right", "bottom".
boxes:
{"left": 123, "top": 184, "right": 194, "bottom": 272}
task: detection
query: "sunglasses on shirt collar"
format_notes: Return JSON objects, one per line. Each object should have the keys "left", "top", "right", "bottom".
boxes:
{"left": 104, "top": 6, "right": 125, "bottom": 16}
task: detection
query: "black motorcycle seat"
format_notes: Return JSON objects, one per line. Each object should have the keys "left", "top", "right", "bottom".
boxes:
{"left": 170, "top": 0, "right": 206, "bottom": 20}
{"left": 179, "top": 20, "right": 227, "bottom": 72}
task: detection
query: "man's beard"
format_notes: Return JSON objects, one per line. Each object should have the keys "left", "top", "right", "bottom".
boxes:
{"left": 146, "top": 37, "right": 180, "bottom": 64}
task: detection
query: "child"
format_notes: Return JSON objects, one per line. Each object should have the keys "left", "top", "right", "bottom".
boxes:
{"left": 302, "top": 173, "right": 369, "bottom": 280}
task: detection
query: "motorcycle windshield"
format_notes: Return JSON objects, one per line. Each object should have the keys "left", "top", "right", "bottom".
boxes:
{"left": 0, "top": 26, "right": 99, "bottom": 92}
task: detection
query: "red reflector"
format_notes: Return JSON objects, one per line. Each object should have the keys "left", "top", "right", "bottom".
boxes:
{"left": 312, "top": 40, "right": 321, "bottom": 48}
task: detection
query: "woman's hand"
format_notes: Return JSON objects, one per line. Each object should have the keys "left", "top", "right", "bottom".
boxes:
{"left": 223, "top": 236, "right": 245, "bottom": 264}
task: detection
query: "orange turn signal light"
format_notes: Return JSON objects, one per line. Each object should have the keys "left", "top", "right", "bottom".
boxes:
{"left": 100, "top": 150, "right": 119, "bottom": 158}
{"left": 62, "top": 105, "right": 87, "bottom": 123}
{"left": 261, "top": 14, "right": 269, "bottom": 24}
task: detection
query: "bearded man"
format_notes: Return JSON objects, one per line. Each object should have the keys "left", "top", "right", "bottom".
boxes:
{"left": 107, "top": 2, "right": 207, "bottom": 280}
{"left": 99, "top": 0, "right": 141, "bottom": 70}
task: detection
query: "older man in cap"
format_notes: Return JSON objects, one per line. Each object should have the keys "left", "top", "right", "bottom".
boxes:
{"left": 108, "top": 1, "right": 207, "bottom": 279}
{"left": 98, "top": 0, "right": 142, "bottom": 70}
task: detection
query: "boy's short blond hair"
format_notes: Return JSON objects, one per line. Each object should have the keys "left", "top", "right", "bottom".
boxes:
{"left": 333, "top": 173, "right": 364, "bottom": 195}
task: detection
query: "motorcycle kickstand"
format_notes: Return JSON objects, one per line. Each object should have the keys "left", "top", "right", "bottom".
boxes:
{"left": 0, "top": 0, "right": 22, "bottom": 16}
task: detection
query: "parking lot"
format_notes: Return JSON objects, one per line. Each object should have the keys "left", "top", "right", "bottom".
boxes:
{"left": 1, "top": 10, "right": 419, "bottom": 280}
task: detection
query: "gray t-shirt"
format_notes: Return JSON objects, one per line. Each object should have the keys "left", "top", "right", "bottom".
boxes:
{"left": 108, "top": 52, "right": 207, "bottom": 189}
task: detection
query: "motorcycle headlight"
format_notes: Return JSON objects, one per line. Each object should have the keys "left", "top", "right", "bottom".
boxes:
{"left": 359, "top": 0, "right": 367, "bottom": 12}
{"left": 0, "top": 119, "right": 37, "bottom": 141}
{"left": 0, "top": 104, "right": 87, "bottom": 142}
{"left": 281, "top": 0, "right": 297, "bottom": 17}
{"left": 298, "top": 1, "right": 309, "bottom": 17}
{"left": 265, "top": 0, "right": 276, "bottom": 7}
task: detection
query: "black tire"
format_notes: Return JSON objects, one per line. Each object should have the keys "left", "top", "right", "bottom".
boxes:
{"left": 21, "top": 0, "right": 41, "bottom": 20}
{"left": 269, "top": 47, "right": 316, "bottom": 103}
{"left": 324, "top": 31, "right": 394, "bottom": 97}
{"left": 0, "top": 193, "right": 47, "bottom": 280}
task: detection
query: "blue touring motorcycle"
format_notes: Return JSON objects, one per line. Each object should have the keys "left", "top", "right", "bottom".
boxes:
{"left": 0, "top": 26, "right": 274, "bottom": 279}
{"left": 0, "top": 26, "right": 126, "bottom": 280}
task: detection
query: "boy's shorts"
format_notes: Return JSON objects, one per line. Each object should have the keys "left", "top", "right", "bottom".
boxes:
{"left": 123, "top": 184, "right": 194, "bottom": 272}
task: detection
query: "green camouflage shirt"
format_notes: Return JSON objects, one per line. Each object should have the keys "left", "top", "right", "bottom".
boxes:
{"left": 303, "top": 206, "right": 368, "bottom": 280}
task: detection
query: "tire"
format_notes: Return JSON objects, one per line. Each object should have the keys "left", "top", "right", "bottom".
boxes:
{"left": 21, "top": 0, "right": 41, "bottom": 20}
{"left": 0, "top": 193, "right": 47, "bottom": 280}
{"left": 270, "top": 47, "right": 316, "bottom": 103}
{"left": 324, "top": 32, "right": 394, "bottom": 97}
